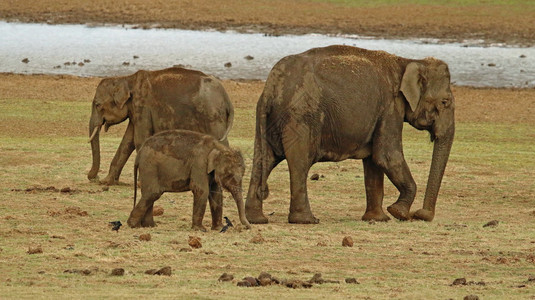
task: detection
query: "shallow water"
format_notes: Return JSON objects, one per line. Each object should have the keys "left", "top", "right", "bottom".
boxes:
{"left": 1, "top": 22, "right": 534, "bottom": 88}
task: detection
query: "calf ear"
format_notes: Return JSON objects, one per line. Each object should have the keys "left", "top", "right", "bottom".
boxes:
{"left": 400, "top": 62, "right": 423, "bottom": 112}
{"left": 113, "top": 79, "right": 131, "bottom": 109}
{"left": 206, "top": 149, "right": 220, "bottom": 174}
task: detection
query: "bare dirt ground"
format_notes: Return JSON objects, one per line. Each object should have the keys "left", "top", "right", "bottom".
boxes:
{"left": 1, "top": 0, "right": 535, "bottom": 45}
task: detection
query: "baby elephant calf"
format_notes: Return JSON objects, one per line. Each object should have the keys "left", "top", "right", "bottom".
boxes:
{"left": 127, "top": 129, "right": 251, "bottom": 231}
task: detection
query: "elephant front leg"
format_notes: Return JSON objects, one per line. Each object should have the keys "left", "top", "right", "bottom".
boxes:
{"left": 361, "top": 157, "right": 390, "bottom": 222}
{"left": 101, "top": 121, "right": 135, "bottom": 185}
{"left": 208, "top": 180, "right": 223, "bottom": 230}
{"left": 285, "top": 129, "right": 319, "bottom": 224}
{"left": 191, "top": 187, "right": 209, "bottom": 232}
{"left": 379, "top": 157, "right": 416, "bottom": 221}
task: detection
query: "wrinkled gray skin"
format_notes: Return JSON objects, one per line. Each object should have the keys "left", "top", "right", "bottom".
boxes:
{"left": 88, "top": 67, "right": 234, "bottom": 186}
{"left": 246, "top": 45, "right": 455, "bottom": 224}
{"left": 127, "top": 130, "right": 251, "bottom": 231}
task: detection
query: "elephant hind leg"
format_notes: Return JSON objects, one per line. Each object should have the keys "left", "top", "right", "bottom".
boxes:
{"left": 141, "top": 204, "right": 156, "bottom": 227}
{"left": 128, "top": 191, "right": 162, "bottom": 228}
{"left": 245, "top": 140, "right": 282, "bottom": 224}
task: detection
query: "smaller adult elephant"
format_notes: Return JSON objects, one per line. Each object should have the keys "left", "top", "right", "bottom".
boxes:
{"left": 87, "top": 67, "right": 234, "bottom": 185}
{"left": 246, "top": 45, "right": 455, "bottom": 224}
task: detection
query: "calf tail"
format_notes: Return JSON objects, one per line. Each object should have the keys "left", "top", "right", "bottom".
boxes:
{"left": 133, "top": 159, "right": 139, "bottom": 209}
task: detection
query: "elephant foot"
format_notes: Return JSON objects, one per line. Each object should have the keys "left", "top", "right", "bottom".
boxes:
{"left": 141, "top": 219, "right": 156, "bottom": 227}
{"left": 127, "top": 217, "right": 141, "bottom": 228}
{"left": 361, "top": 210, "right": 391, "bottom": 222}
{"left": 413, "top": 208, "right": 435, "bottom": 222}
{"left": 288, "top": 211, "right": 319, "bottom": 224}
{"left": 387, "top": 202, "right": 411, "bottom": 221}
{"left": 192, "top": 224, "right": 208, "bottom": 232}
{"left": 245, "top": 210, "right": 269, "bottom": 224}
{"left": 87, "top": 169, "right": 99, "bottom": 181}
{"left": 211, "top": 222, "right": 224, "bottom": 231}
{"left": 88, "top": 174, "right": 100, "bottom": 182}
{"left": 100, "top": 174, "right": 119, "bottom": 186}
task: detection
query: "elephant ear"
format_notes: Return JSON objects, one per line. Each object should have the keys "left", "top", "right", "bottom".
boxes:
{"left": 132, "top": 71, "right": 153, "bottom": 105}
{"left": 112, "top": 79, "right": 131, "bottom": 109}
{"left": 206, "top": 148, "right": 221, "bottom": 174}
{"left": 400, "top": 62, "right": 424, "bottom": 112}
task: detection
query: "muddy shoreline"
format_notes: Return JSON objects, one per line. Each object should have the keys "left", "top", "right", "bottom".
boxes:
{"left": 1, "top": 1, "right": 535, "bottom": 46}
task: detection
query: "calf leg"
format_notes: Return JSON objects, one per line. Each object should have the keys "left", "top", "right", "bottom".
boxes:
{"left": 141, "top": 204, "right": 155, "bottom": 227}
{"left": 208, "top": 179, "right": 223, "bottom": 230}
{"left": 191, "top": 186, "right": 209, "bottom": 232}
{"left": 128, "top": 191, "right": 161, "bottom": 228}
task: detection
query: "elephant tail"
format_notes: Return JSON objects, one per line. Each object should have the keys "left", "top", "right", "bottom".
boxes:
{"left": 257, "top": 91, "right": 270, "bottom": 200}
{"left": 133, "top": 158, "right": 139, "bottom": 209}
{"left": 219, "top": 99, "right": 234, "bottom": 142}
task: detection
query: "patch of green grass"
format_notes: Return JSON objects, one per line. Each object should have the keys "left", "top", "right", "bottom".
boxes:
{"left": 312, "top": 0, "right": 535, "bottom": 6}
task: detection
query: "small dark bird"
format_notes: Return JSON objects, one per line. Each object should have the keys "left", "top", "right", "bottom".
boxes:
{"left": 224, "top": 216, "right": 234, "bottom": 227}
{"left": 109, "top": 221, "right": 122, "bottom": 232}
{"left": 220, "top": 225, "right": 229, "bottom": 233}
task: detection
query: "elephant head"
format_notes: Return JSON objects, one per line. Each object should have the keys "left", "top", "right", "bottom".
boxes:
{"left": 207, "top": 147, "right": 251, "bottom": 228}
{"left": 400, "top": 58, "right": 455, "bottom": 221}
{"left": 87, "top": 77, "right": 132, "bottom": 180}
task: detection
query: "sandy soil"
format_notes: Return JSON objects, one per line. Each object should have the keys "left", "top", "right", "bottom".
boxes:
{"left": 1, "top": 0, "right": 535, "bottom": 46}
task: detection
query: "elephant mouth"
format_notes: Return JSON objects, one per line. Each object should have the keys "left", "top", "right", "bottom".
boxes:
{"left": 104, "top": 121, "right": 111, "bottom": 132}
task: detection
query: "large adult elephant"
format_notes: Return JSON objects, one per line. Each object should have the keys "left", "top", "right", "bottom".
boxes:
{"left": 87, "top": 67, "right": 234, "bottom": 185}
{"left": 246, "top": 45, "right": 455, "bottom": 224}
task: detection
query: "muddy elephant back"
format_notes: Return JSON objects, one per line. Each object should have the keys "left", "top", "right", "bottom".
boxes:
{"left": 191, "top": 76, "right": 233, "bottom": 141}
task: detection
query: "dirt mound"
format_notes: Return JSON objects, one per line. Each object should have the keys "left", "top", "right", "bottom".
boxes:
{"left": 145, "top": 266, "right": 172, "bottom": 276}
{"left": 47, "top": 206, "right": 88, "bottom": 217}
{"left": 233, "top": 272, "right": 344, "bottom": 289}
{"left": 188, "top": 236, "right": 202, "bottom": 249}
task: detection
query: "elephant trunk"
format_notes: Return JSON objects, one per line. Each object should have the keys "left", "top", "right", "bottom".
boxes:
{"left": 415, "top": 122, "right": 455, "bottom": 221}
{"left": 231, "top": 188, "right": 251, "bottom": 229}
{"left": 88, "top": 103, "right": 103, "bottom": 180}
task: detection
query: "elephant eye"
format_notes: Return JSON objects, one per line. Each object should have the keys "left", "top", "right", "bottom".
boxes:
{"left": 441, "top": 98, "right": 450, "bottom": 107}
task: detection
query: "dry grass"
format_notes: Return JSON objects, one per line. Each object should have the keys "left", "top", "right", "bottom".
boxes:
{"left": 0, "top": 73, "right": 534, "bottom": 299}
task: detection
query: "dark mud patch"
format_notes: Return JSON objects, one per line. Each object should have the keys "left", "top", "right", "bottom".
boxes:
{"left": 232, "top": 272, "right": 344, "bottom": 289}
{"left": 145, "top": 266, "right": 172, "bottom": 276}
{"left": 451, "top": 278, "right": 486, "bottom": 286}
{"left": 27, "top": 245, "right": 43, "bottom": 254}
{"left": 12, "top": 185, "right": 103, "bottom": 195}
